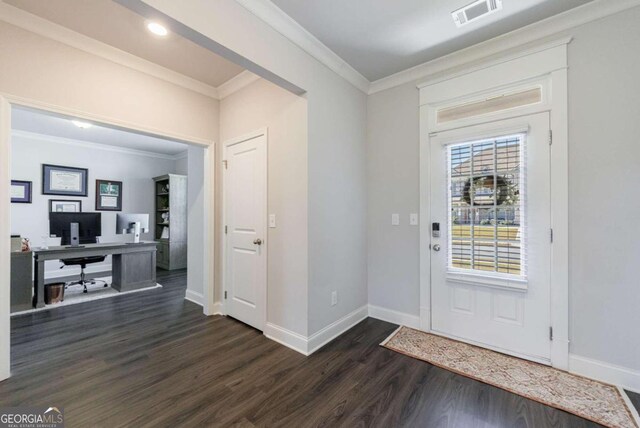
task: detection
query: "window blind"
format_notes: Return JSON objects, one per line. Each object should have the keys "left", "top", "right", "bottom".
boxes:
{"left": 447, "top": 134, "right": 526, "bottom": 278}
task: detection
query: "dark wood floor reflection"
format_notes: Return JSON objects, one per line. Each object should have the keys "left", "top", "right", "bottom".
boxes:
{"left": 0, "top": 269, "right": 619, "bottom": 427}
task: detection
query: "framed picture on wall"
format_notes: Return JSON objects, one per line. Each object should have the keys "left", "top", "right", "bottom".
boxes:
{"left": 42, "top": 164, "right": 88, "bottom": 196}
{"left": 11, "top": 180, "right": 32, "bottom": 203}
{"left": 49, "top": 199, "right": 82, "bottom": 213}
{"left": 95, "top": 179, "right": 122, "bottom": 211}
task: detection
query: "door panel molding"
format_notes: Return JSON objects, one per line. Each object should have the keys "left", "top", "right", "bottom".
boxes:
{"left": 419, "top": 43, "right": 569, "bottom": 369}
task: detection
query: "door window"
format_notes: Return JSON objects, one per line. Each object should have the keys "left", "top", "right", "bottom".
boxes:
{"left": 448, "top": 134, "right": 525, "bottom": 277}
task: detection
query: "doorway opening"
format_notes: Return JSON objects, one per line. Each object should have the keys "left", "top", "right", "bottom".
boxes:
{"left": 3, "top": 102, "right": 212, "bottom": 379}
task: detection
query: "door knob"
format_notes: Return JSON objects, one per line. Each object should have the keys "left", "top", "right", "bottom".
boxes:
{"left": 253, "top": 238, "right": 263, "bottom": 245}
{"left": 433, "top": 244, "right": 441, "bottom": 251}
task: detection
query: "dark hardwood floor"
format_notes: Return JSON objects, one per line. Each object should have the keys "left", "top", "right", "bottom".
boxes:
{"left": 1, "top": 269, "right": 629, "bottom": 427}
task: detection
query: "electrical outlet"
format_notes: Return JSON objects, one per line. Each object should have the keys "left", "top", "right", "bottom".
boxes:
{"left": 410, "top": 213, "right": 418, "bottom": 226}
{"left": 391, "top": 213, "right": 400, "bottom": 226}
{"left": 331, "top": 291, "right": 338, "bottom": 306}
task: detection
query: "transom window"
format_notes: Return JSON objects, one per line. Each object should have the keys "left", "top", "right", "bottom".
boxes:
{"left": 448, "top": 134, "right": 525, "bottom": 277}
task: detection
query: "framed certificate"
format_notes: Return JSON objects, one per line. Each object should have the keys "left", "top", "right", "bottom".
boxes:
{"left": 49, "top": 199, "right": 82, "bottom": 213}
{"left": 96, "top": 179, "right": 122, "bottom": 211}
{"left": 11, "top": 180, "right": 32, "bottom": 203}
{"left": 42, "top": 164, "right": 88, "bottom": 196}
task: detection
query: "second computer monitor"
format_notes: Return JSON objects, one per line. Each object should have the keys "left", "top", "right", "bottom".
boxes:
{"left": 116, "top": 213, "right": 149, "bottom": 243}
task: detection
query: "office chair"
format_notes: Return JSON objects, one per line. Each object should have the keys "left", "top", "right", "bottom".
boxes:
{"left": 60, "top": 256, "right": 108, "bottom": 293}
{"left": 60, "top": 236, "right": 109, "bottom": 293}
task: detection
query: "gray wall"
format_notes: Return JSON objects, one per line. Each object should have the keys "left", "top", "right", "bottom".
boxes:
{"left": 566, "top": 7, "right": 640, "bottom": 370}
{"left": 367, "top": 82, "right": 420, "bottom": 315}
{"left": 307, "top": 77, "right": 368, "bottom": 335}
{"left": 366, "top": 7, "right": 640, "bottom": 371}
{"left": 186, "top": 145, "right": 206, "bottom": 297}
{"left": 10, "top": 132, "right": 179, "bottom": 277}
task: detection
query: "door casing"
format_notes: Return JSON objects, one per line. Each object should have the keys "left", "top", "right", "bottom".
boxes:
{"left": 418, "top": 40, "right": 569, "bottom": 369}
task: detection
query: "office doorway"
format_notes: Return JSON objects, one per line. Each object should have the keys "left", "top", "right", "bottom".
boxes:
{"left": 0, "top": 98, "right": 214, "bottom": 380}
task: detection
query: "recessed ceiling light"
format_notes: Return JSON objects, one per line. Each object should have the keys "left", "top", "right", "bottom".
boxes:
{"left": 147, "top": 22, "right": 168, "bottom": 37}
{"left": 72, "top": 120, "right": 92, "bottom": 129}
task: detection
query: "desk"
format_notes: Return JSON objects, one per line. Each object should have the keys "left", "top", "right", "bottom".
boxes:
{"left": 32, "top": 242, "right": 157, "bottom": 308}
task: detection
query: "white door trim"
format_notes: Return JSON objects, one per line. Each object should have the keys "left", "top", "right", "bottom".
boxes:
{"left": 221, "top": 128, "right": 268, "bottom": 330}
{"left": 0, "top": 96, "right": 11, "bottom": 381}
{"left": 419, "top": 41, "right": 569, "bottom": 369}
{"left": 0, "top": 94, "right": 216, "bottom": 381}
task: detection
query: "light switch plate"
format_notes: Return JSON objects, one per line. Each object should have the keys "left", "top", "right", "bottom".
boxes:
{"left": 410, "top": 213, "right": 418, "bottom": 226}
{"left": 331, "top": 291, "right": 338, "bottom": 306}
{"left": 391, "top": 214, "right": 400, "bottom": 226}
{"left": 269, "top": 214, "right": 276, "bottom": 228}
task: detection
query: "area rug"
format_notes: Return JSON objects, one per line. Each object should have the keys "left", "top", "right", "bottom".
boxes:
{"left": 382, "top": 326, "right": 639, "bottom": 428}
{"left": 11, "top": 276, "right": 163, "bottom": 316}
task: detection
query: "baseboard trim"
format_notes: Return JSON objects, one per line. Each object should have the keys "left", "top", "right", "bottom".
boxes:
{"left": 264, "top": 305, "right": 369, "bottom": 356}
{"left": 569, "top": 354, "right": 640, "bottom": 394}
{"left": 307, "top": 305, "right": 369, "bottom": 355}
{"left": 211, "top": 302, "right": 224, "bottom": 315}
{"left": 264, "top": 323, "right": 309, "bottom": 355}
{"left": 368, "top": 304, "right": 421, "bottom": 329}
{"left": 184, "top": 289, "right": 204, "bottom": 306}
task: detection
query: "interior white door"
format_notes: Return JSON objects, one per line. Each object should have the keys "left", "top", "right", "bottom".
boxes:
{"left": 430, "top": 112, "right": 551, "bottom": 363}
{"left": 224, "top": 132, "right": 267, "bottom": 331}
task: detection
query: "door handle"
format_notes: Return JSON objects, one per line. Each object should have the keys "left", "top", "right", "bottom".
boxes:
{"left": 253, "top": 238, "right": 263, "bottom": 246}
{"left": 432, "top": 244, "right": 441, "bottom": 252}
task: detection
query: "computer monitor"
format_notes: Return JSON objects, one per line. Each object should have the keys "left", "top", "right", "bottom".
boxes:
{"left": 49, "top": 212, "right": 102, "bottom": 247}
{"left": 116, "top": 213, "right": 149, "bottom": 244}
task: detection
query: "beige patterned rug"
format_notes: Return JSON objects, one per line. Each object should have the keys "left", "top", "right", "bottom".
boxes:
{"left": 382, "top": 326, "right": 639, "bottom": 428}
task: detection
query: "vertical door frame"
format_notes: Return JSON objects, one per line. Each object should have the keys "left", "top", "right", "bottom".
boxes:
{"left": 418, "top": 38, "right": 570, "bottom": 369}
{"left": 0, "top": 93, "right": 215, "bottom": 381}
{"left": 0, "top": 95, "right": 11, "bottom": 381}
{"left": 221, "top": 128, "right": 268, "bottom": 329}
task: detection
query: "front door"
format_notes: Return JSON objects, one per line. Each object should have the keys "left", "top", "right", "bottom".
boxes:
{"left": 224, "top": 132, "right": 267, "bottom": 331}
{"left": 430, "top": 112, "right": 551, "bottom": 363}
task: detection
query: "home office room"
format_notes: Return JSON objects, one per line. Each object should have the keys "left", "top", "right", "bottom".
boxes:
{"left": 9, "top": 106, "right": 190, "bottom": 313}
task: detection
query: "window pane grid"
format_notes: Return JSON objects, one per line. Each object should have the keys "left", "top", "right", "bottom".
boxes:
{"left": 448, "top": 134, "right": 525, "bottom": 277}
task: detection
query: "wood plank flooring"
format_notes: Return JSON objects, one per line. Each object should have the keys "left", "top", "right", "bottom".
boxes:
{"left": 0, "top": 269, "right": 629, "bottom": 427}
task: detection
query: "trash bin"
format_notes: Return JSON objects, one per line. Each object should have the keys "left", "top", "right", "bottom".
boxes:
{"left": 45, "top": 282, "right": 65, "bottom": 304}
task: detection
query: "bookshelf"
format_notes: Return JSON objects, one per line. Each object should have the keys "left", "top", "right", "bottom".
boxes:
{"left": 153, "top": 174, "right": 187, "bottom": 270}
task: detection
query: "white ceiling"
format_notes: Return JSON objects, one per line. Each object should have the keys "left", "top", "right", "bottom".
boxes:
{"left": 271, "top": 0, "right": 594, "bottom": 81}
{"left": 11, "top": 106, "right": 189, "bottom": 157}
{"left": 3, "top": 0, "right": 245, "bottom": 88}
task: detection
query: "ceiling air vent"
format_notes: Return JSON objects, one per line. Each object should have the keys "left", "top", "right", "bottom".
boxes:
{"left": 452, "top": 0, "right": 503, "bottom": 27}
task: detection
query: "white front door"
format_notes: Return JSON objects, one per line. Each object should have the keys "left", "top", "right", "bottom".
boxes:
{"left": 224, "top": 131, "right": 267, "bottom": 331}
{"left": 430, "top": 112, "right": 551, "bottom": 363}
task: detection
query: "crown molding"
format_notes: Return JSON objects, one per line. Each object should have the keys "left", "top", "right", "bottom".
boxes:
{"left": 0, "top": 1, "right": 221, "bottom": 100}
{"left": 233, "top": 0, "right": 370, "bottom": 94}
{"left": 417, "top": 36, "right": 572, "bottom": 89}
{"left": 217, "top": 70, "right": 261, "bottom": 99}
{"left": 12, "top": 129, "right": 186, "bottom": 161}
{"left": 369, "top": 0, "right": 640, "bottom": 94}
